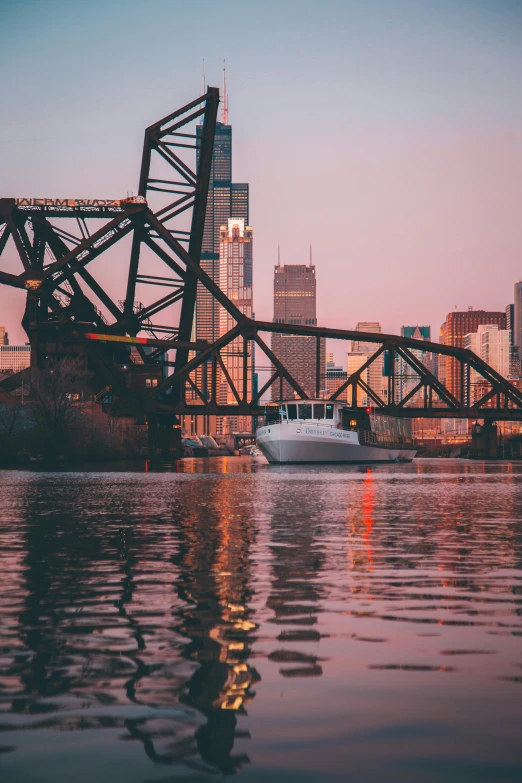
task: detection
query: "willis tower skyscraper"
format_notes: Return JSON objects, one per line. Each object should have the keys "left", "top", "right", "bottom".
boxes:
{"left": 195, "top": 67, "right": 249, "bottom": 345}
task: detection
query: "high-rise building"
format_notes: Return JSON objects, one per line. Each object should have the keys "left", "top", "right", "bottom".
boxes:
{"left": 195, "top": 121, "right": 249, "bottom": 345}
{"left": 217, "top": 218, "right": 253, "bottom": 433}
{"left": 0, "top": 345, "right": 31, "bottom": 374}
{"left": 271, "top": 260, "right": 325, "bottom": 400}
{"left": 506, "top": 304, "right": 514, "bottom": 338}
{"left": 325, "top": 355, "right": 347, "bottom": 398}
{"left": 506, "top": 302, "right": 521, "bottom": 377}
{"left": 397, "top": 326, "right": 432, "bottom": 405}
{"left": 347, "top": 322, "right": 386, "bottom": 405}
{"left": 346, "top": 352, "right": 371, "bottom": 407}
{"left": 185, "top": 89, "right": 250, "bottom": 436}
{"left": 465, "top": 325, "right": 510, "bottom": 404}
{"left": 0, "top": 326, "right": 8, "bottom": 346}
{"left": 514, "top": 282, "right": 522, "bottom": 356}
{"left": 439, "top": 308, "right": 506, "bottom": 398}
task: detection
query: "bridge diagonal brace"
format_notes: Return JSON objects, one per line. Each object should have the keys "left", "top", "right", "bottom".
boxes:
{"left": 141, "top": 235, "right": 187, "bottom": 280}
{"left": 329, "top": 344, "right": 387, "bottom": 401}
{"left": 397, "top": 379, "right": 425, "bottom": 409}
{"left": 467, "top": 350, "right": 522, "bottom": 407}
{"left": 0, "top": 224, "right": 10, "bottom": 255}
{"left": 396, "top": 345, "right": 461, "bottom": 410}
{"left": 147, "top": 211, "right": 247, "bottom": 325}
{"left": 42, "top": 206, "right": 144, "bottom": 282}
{"left": 5, "top": 214, "right": 33, "bottom": 272}
{"left": 149, "top": 324, "right": 243, "bottom": 398}
{"left": 251, "top": 370, "right": 280, "bottom": 406}
{"left": 357, "top": 377, "right": 387, "bottom": 408}
{"left": 0, "top": 270, "right": 27, "bottom": 290}
{"left": 253, "top": 332, "right": 309, "bottom": 400}
{"left": 216, "top": 350, "right": 242, "bottom": 406}
{"left": 471, "top": 386, "right": 498, "bottom": 410}
{"left": 185, "top": 373, "right": 208, "bottom": 405}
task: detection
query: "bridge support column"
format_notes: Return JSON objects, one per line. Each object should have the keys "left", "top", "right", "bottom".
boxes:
{"left": 147, "top": 413, "right": 182, "bottom": 462}
{"left": 472, "top": 420, "right": 498, "bottom": 459}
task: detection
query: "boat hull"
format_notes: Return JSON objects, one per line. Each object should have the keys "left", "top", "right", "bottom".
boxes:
{"left": 256, "top": 422, "right": 416, "bottom": 464}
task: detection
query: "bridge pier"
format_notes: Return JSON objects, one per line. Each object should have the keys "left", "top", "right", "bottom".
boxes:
{"left": 471, "top": 421, "right": 498, "bottom": 459}
{"left": 147, "top": 413, "right": 182, "bottom": 462}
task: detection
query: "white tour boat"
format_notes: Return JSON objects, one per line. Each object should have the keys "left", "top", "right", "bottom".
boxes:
{"left": 256, "top": 401, "right": 416, "bottom": 464}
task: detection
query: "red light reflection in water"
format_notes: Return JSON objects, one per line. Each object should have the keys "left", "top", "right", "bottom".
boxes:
{"left": 362, "top": 468, "right": 375, "bottom": 570}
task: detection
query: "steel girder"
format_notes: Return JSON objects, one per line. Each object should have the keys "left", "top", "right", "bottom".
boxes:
{"left": 0, "top": 90, "right": 221, "bottom": 403}
{"left": 1, "top": 90, "right": 522, "bottom": 422}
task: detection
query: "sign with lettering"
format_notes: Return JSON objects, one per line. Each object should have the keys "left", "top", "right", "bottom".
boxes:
{"left": 14, "top": 197, "right": 146, "bottom": 207}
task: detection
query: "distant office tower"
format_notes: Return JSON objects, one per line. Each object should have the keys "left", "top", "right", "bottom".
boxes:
{"left": 514, "top": 282, "right": 522, "bottom": 355}
{"left": 506, "top": 304, "right": 514, "bottom": 339}
{"left": 346, "top": 352, "right": 371, "bottom": 407}
{"left": 0, "top": 326, "right": 8, "bottom": 346}
{"left": 347, "top": 322, "right": 385, "bottom": 405}
{"left": 465, "top": 325, "right": 510, "bottom": 404}
{"left": 509, "top": 346, "right": 521, "bottom": 377}
{"left": 195, "top": 121, "right": 249, "bottom": 345}
{"left": 187, "top": 96, "right": 249, "bottom": 435}
{"left": 397, "top": 326, "right": 432, "bottom": 405}
{"left": 506, "top": 301, "right": 521, "bottom": 376}
{"left": 271, "top": 260, "right": 325, "bottom": 400}
{"left": 325, "top": 355, "right": 347, "bottom": 398}
{"left": 439, "top": 308, "right": 506, "bottom": 399}
{"left": 0, "top": 345, "right": 31, "bottom": 374}
{"left": 217, "top": 218, "right": 253, "bottom": 433}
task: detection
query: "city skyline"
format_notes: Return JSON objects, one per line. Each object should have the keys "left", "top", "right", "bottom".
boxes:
{"left": 1, "top": 0, "right": 522, "bottom": 346}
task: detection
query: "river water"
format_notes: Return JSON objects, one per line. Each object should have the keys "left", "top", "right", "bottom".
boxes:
{"left": 1, "top": 458, "right": 522, "bottom": 782}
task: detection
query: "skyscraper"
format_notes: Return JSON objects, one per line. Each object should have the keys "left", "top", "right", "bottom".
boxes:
{"left": 0, "top": 345, "right": 31, "bottom": 374}
{"left": 397, "top": 326, "right": 432, "bottom": 404}
{"left": 465, "top": 325, "right": 510, "bottom": 404}
{"left": 439, "top": 308, "right": 506, "bottom": 398}
{"left": 186, "top": 82, "right": 250, "bottom": 435}
{"left": 218, "top": 218, "right": 253, "bottom": 433}
{"left": 0, "top": 326, "right": 8, "bottom": 346}
{"left": 504, "top": 303, "right": 521, "bottom": 376}
{"left": 511, "top": 286, "right": 522, "bottom": 376}
{"left": 347, "top": 322, "right": 386, "bottom": 405}
{"left": 271, "top": 259, "right": 325, "bottom": 400}
{"left": 195, "top": 115, "right": 249, "bottom": 345}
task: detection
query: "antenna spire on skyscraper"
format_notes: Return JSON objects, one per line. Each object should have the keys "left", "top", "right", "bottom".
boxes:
{"left": 309, "top": 241, "right": 312, "bottom": 266}
{"left": 200, "top": 60, "right": 206, "bottom": 125}
{"left": 278, "top": 242, "right": 280, "bottom": 266}
{"left": 222, "top": 59, "right": 227, "bottom": 123}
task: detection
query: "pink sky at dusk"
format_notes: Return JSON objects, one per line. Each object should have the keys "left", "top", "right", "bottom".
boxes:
{"left": 1, "top": 0, "right": 521, "bottom": 355}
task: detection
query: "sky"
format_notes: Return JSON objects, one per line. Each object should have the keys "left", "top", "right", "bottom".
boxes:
{"left": 1, "top": 0, "right": 522, "bottom": 353}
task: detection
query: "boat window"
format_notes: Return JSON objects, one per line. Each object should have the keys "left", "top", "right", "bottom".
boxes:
{"left": 325, "top": 404, "right": 334, "bottom": 420}
{"left": 298, "top": 403, "right": 313, "bottom": 420}
{"left": 264, "top": 408, "right": 280, "bottom": 424}
{"left": 287, "top": 403, "right": 297, "bottom": 420}
{"left": 313, "top": 403, "right": 325, "bottom": 419}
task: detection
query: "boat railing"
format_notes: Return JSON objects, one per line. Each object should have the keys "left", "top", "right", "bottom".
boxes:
{"left": 264, "top": 417, "right": 338, "bottom": 427}
{"left": 355, "top": 428, "right": 413, "bottom": 449}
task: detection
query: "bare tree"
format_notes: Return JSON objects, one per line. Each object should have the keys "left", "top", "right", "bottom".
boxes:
{"left": 0, "top": 399, "right": 23, "bottom": 437}
{"left": 29, "top": 357, "right": 92, "bottom": 455}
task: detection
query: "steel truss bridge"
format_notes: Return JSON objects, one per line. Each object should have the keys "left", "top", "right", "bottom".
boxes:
{"left": 1, "top": 89, "right": 522, "bottom": 430}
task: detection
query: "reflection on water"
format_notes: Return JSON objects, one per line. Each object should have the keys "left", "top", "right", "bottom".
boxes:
{"left": 1, "top": 459, "right": 522, "bottom": 782}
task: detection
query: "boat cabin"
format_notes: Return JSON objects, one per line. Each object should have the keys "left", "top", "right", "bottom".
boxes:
{"left": 263, "top": 401, "right": 413, "bottom": 447}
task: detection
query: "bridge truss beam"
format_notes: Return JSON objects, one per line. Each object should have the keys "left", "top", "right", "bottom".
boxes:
{"left": 1, "top": 90, "right": 522, "bottom": 423}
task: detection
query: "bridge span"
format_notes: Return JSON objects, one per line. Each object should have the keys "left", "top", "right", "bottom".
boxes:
{"left": 1, "top": 89, "right": 522, "bottom": 435}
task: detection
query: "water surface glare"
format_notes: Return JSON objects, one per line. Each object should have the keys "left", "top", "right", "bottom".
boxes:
{"left": 1, "top": 459, "right": 522, "bottom": 782}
